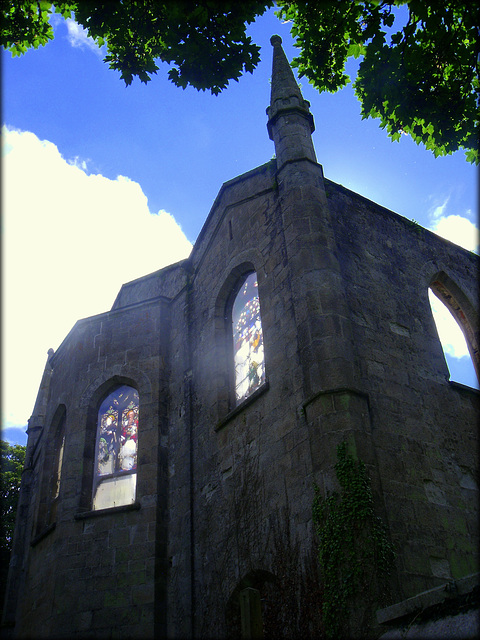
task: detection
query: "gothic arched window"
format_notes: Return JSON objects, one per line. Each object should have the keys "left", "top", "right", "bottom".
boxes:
{"left": 32, "top": 406, "right": 66, "bottom": 543}
{"left": 428, "top": 287, "right": 479, "bottom": 388}
{"left": 93, "top": 384, "right": 139, "bottom": 510}
{"left": 49, "top": 419, "right": 65, "bottom": 525}
{"left": 231, "top": 272, "right": 265, "bottom": 404}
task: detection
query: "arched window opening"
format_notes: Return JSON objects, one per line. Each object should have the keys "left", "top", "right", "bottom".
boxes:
{"left": 428, "top": 288, "right": 479, "bottom": 389}
{"left": 93, "top": 384, "right": 139, "bottom": 510}
{"left": 226, "top": 570, "right": 275, "bottom": 639}
{"left": 49, "top": 422, "right": 65, "bottom": 525}
{"left": 33, "top": 406, "right": 66, "bottom": 539}
{"left": 231, "top": 272, "right": 265, "bottom": 405}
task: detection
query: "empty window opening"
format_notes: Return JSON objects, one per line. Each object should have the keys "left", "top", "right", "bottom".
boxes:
{"left": 51, "top": 433, "right": 64, "bottom": 502}
{"left": 47, "top": 431, "right": 65, "bottom": 525}
{"left": 428, "top": 288, "right": 479, "bottom": 389}
{"left": 33, "top": 407, "right": 66, "bottom": 537}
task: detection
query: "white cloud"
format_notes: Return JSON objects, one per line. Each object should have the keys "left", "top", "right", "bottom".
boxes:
{"left": 427, "top": 193, "right": 478, "bottom": 254}
{"left": 65, "top": 19, "right": 104, "bottom": 56}
{"left": 2, "top": 126, "right": 192, "bottom": 432}
{"left": 428, "top": 290, "right": 470, "bottom": 359}
{"left": 426, "top": 199, "right": 478, "bottom": 368}
{"left": 68, "top": 155, "right": 89, "bottom": 171}
{"left": 429, "top": 214, "right": 479, "bottom": 254}
{"left": 429, "top": 195, "right": 450, "bottom": 220}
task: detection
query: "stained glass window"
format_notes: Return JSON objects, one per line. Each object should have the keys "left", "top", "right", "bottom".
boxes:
{"left": 93, "top": 385, "right": 139, "bottom": 510}
{"left": 232, "top": 272, "right": 265, "bottom": 404}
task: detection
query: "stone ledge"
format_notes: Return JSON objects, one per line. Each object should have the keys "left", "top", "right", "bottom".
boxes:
{"left": 377, "top": 573, "right": 480, "bottom": 625}
{"left": 74, "top": 501, "right": 141, "bottom": 520}
{"left": 449, "top": 380, "right": 480, "bottom": 395}
{"left": 30, "top": 522, "right": 56, "bottom": 547}
{"left": 215, "top": 381, "right": 269, "bottom": 431}
{"left": 303, "top": 385, "right": 369, "bottom": 411}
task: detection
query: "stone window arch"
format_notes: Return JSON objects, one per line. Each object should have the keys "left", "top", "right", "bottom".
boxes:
{"left": 214, "top": 262, "right": 268, "bottom": 424}
{"left": 32, "top": 404, "right": 66, "bottom": 541}
{"left": 92, "top": 384, "right": 139, "bottom": 510}
{"left": 429, "top": 272, "right": 479, "bottom": 386}
{"left": 225, "top": 570, "right": 277, "bottom": 639}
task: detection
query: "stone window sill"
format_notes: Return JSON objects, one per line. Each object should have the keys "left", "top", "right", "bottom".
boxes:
{"left": 215, "top": 381, "right": 269, "bottom": 432}
{"left": 448, "top": 380, "right": 480, "bottom": 395}
{"left": 74, "top": 501, "right": 141, "bottom": 520}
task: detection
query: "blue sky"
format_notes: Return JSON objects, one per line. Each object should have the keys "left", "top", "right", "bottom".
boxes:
{"left": 2, "top": 6, "right": 478, "bottom": 446}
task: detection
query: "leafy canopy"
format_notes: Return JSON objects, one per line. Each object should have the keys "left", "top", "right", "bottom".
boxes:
{"left": 2, "top": 1, "right": 273, "bottom": 92}
{"left": 2, "top": 0, "right": 478, "bottom": 163}
{"left": 0, "top": 440, "right": 26, "bottom": 553}
{"left": 277, "top": 1, "right": 479, "bottom": 164}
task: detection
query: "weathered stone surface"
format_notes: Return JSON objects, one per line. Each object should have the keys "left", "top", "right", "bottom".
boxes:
{"left": 3, "top": 38, "right": 478, "bottom": 639}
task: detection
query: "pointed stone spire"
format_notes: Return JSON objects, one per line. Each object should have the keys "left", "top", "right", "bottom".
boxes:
{"left": 266, "top": 35, "right": 316, "bottom": 168}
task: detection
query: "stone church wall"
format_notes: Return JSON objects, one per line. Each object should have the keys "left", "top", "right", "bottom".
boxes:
{"left": 10, "top": 298, "right": 171, "bottom": 638}
{"left": 325, "top": 179, "right": 479, "bottom": 598}
{"left": 164, "top": 157, "right": 478, "bottom": 637}
{"left": 3, "top": 36, "right": 478, "bottom": 640}
{"left": 5, "top": 157, "right": 478, "bottom": 640}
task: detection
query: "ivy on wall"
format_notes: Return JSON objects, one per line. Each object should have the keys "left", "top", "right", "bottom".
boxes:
{"left": 313, "top": 442, "right": 395, "bottom": 638}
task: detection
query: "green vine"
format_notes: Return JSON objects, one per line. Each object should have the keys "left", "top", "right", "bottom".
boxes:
{"left": 407, "top": 218, "right": 425, "bottom": 236}
{"left": 312, "top": 442, "right": 395, "bottom": 638}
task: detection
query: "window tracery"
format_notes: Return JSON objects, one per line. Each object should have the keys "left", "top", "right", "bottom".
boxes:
{"left": 231, "top": 272, "right": 265, "bottom": 404}
{"left": 93, "top": 384, "right": 139, "bottom": 510}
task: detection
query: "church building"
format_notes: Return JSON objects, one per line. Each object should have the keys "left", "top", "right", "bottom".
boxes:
{"left": 3, "top": 37, "right": 478, "bottom": 639}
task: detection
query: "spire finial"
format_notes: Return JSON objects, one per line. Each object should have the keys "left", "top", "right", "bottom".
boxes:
{"left": 268, "top": 34, "right": 304, "bottom": 108}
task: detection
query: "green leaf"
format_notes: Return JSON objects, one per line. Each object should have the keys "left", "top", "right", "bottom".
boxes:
{"left": 347, "top": 42, "right": 365, "bottom": 58}
{"left": 2, "top": 0, "right": 477, "bottom": 162}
